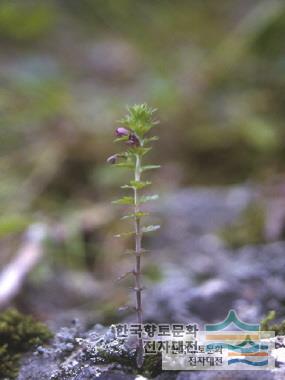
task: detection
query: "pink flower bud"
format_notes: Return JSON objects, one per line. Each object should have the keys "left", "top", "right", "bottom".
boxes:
{"left": 107, "top": 154, "right": 118, "bottom": 164}
{"left": 127, "top": 133, "right": 140, "bottom": 147}
{"left": 115, "top": 127, "right": 129, "bottom": 137}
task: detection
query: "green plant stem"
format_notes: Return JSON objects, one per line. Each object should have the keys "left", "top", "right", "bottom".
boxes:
{"left": 134, "top": 153, "right": 144, "bottom": 368}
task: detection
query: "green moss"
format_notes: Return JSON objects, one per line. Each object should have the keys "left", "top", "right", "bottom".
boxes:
{"left": 0, "top": 308, "right": 53, "bottom": 379}
{"left": 98, "top": 348, "right": 162, "bottom": 378}
{"left": 0, "top": 344, "right": 20, "bottom": 380}
{"left": 138, "top": 352, "right": 162, "bottom": 378}
{"left": 260, "top": 310, "right": 285, "bottom": 335}
{"left": 94, "top": 335, "right": 162, "bottom": 378}
{"left": 219, "top": 203, "right": 266, "bottom": 249}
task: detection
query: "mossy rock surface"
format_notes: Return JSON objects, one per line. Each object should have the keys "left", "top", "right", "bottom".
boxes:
{"left": 17, "top": 322, "right": 164, "bottom": 380}
{"left": 15, "top": 320, "right": 285, "bottom": 380}
{"left": 0, "top": 308, "right": 52, "bottom": 380}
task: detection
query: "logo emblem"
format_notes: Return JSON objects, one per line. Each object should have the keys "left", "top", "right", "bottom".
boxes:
{"left": 205, "top": 309, "right": 274, "bottom": 369}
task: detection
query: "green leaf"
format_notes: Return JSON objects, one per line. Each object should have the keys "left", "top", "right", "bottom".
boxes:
{"left": 144, "top": 136, "right": 159, "bottom": 144}
{"left": 141, "top": 165, "right": 161, "bottom": 172}
{"left": 139, "top": 194, "right": 159, "bottom": 204}
{"left": 112, "top": 196, "right": 134, "bottom": 205}
{"left": 135, "top": 125, "right": 153, "bottom": 136}
{"left": 142, "top": 225, "right": 160, "bottom": 233}
{"left": 121, "top": 180, "right": 152, "bottom": 190}
{"left": 128, "top": 146, "right": 152, "bottom": 156}
{"left": 121, "top": 212, "right": 149, "bottom": 220}
{"left": 114, "top": 136, "right": 129, "bottom": 143}
{"left": 119, "top": 104, "right": 157, "bottom": 137}
{"left": 131, "top": 180, "right": 152, "bottom": 189}
{"left": 113, "top": 162, "right": 135, "bottom": 169}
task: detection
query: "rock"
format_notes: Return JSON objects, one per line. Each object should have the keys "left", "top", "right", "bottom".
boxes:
{"left": 273, "top": 347, "right": 285, "bottom": 366}
{"left": 185, "top": 278, "right": 239, "bottom": 322}
{"left": 143, "top": 266, "right": 197, "bottom": 323}
{"left": 155, "top": 186, "right": 254, "bottom": 242}
{"left": 18, "top": 322, "right": 161, "bottom": 380}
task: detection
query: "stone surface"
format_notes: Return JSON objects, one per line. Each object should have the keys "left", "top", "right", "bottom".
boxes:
{"left": 17, "top": 186, "right": 285, "bottom": 379}
{"left": 18, "top": 322, "right": 285, "bottom": 380}
{"left": 18, "top": 323, "right": 137, "bottom": 380}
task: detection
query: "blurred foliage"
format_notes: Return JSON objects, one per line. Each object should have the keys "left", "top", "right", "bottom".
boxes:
{"left": 0, "top": 0, "right": 285, "bottom": 343}
{"left": 0, "top": 2, "right": 56, "bottom": 41}
{"left": 0, "top": 214, "right": 31, "bottom": 238}
{"left": 220, "top": 203, "right": 266, "bottom": 248}
{"left": 0, "top": 308, "right": 52, "bottom": 379}
{"left": 44, "top": 232, "right": 86, "bottom": 270}
{"left": 143, "top": 264, "right": 163, "bottom": 283}
{"left": 0, "top": 0, "right": 285, "bottom": 228}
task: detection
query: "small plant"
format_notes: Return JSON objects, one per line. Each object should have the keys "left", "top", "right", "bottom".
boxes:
{"left": 260, "top": 310, "right": 285, "bottom": 335}
{"left": 107, "top": 104, "right": 160, "bottom": 367}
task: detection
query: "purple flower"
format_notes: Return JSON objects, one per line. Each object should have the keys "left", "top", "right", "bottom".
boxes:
{"left": 107, "top": 154, "right": 118, "bottom": 164}
{"left": 127, "top": 133, "right": 140, "bottom": 147}
{"left": 115, "top": 127, "right": 129, "bottom": 137}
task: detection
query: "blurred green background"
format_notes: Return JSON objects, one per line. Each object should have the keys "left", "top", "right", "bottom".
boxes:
{"left": 1, "top": 0, "right": 285, "bottom": 213}
{"left": 1, "top": 0, "right": 285, "bottom": 320}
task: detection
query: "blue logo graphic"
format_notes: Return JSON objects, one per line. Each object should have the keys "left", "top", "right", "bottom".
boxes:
{"left": 204, "top": 310, "right": 270, "bottom": 367}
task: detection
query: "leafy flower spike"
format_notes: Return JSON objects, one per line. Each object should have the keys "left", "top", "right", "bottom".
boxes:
{"left": 108, "top": 103, "right": 160, "bottom": 368}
